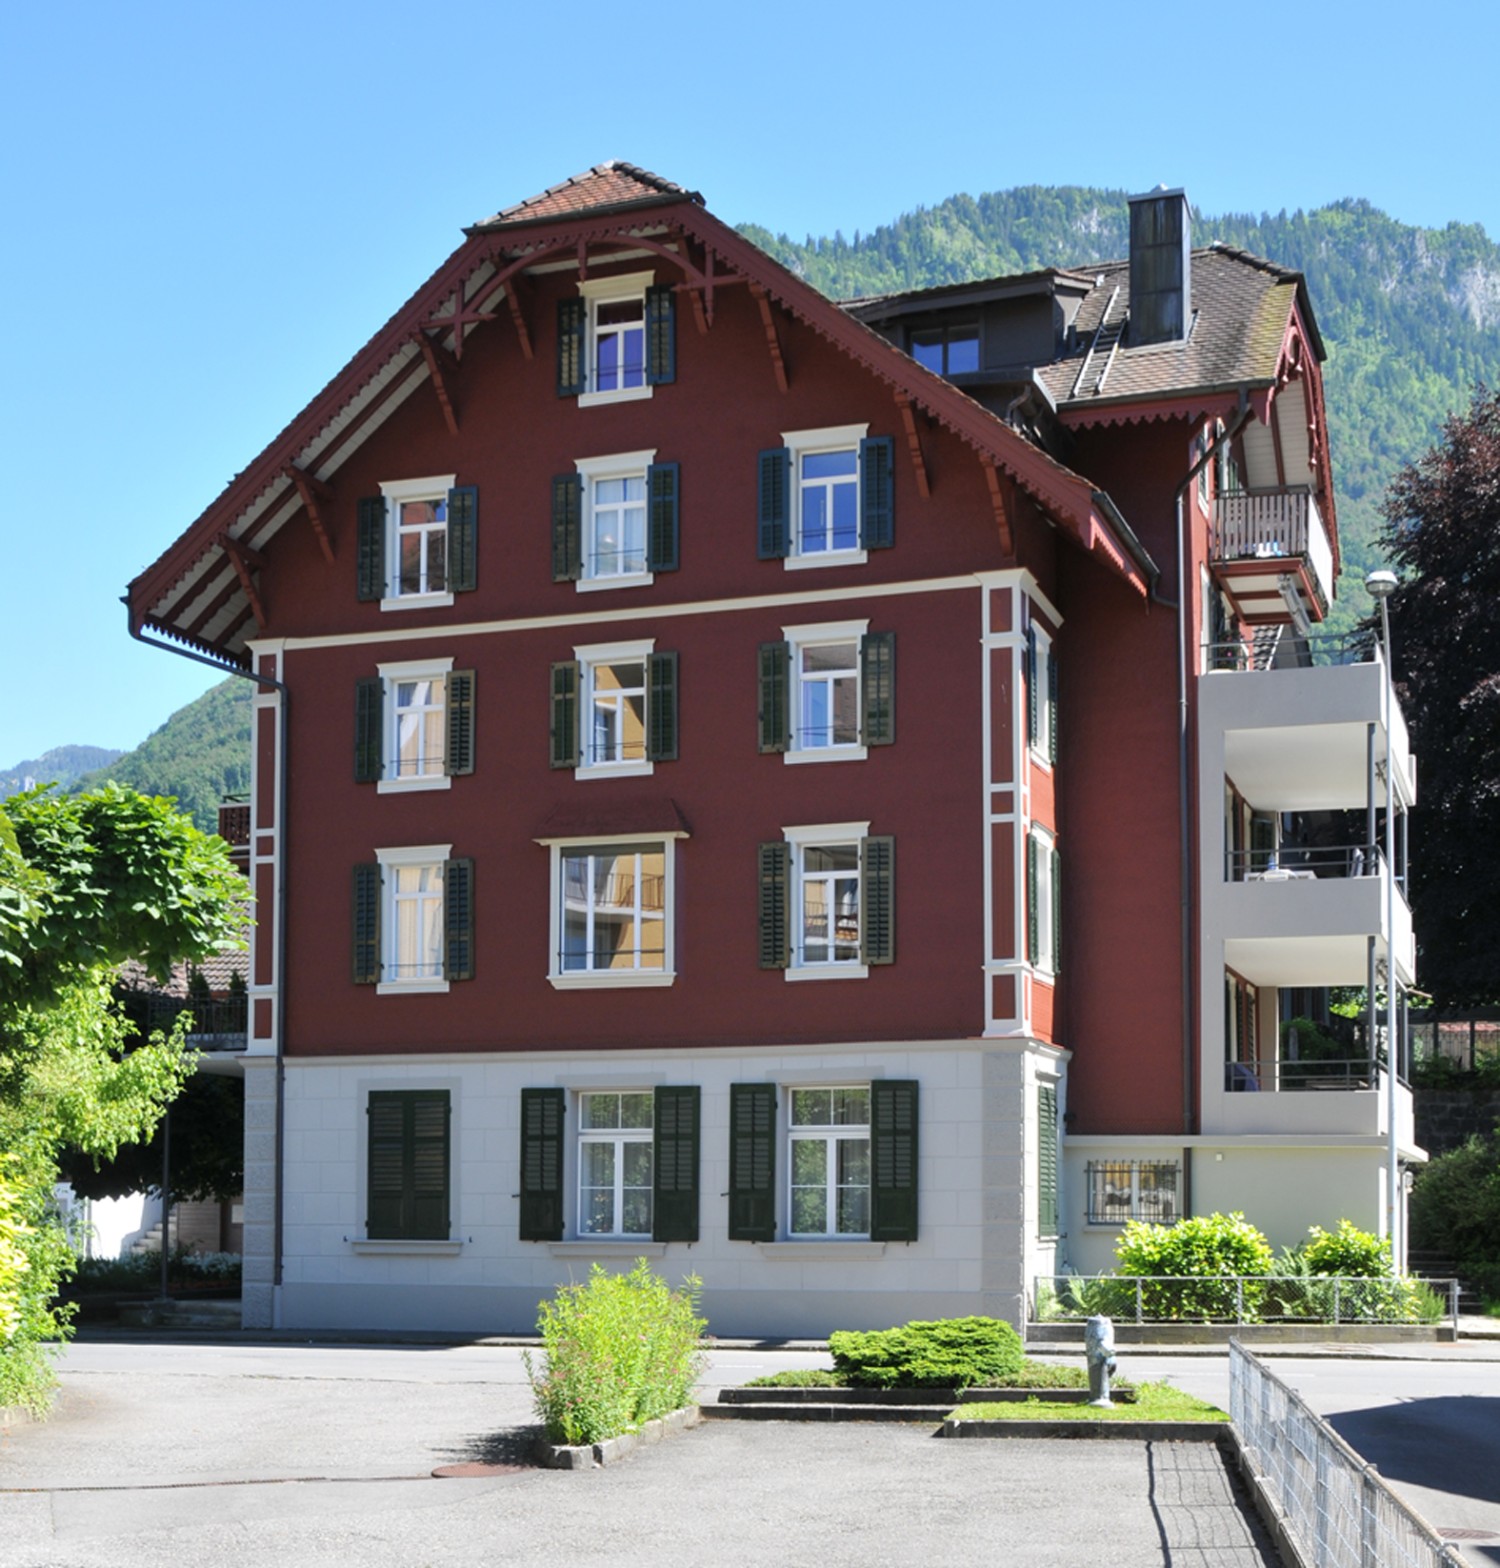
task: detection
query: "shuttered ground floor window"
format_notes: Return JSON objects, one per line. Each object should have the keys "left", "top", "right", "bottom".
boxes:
{"left": 366, "top": 1089, "right": 450, "bottom": 1240}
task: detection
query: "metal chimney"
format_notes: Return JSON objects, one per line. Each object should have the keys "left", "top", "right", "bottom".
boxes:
{"left": 1128, "top": 187, "right": 1192, "bottom": 345}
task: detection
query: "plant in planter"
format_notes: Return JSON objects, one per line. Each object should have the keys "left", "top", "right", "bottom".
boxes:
{"left": 828, "top": 1316, "right": 1026, "bottom": 1389}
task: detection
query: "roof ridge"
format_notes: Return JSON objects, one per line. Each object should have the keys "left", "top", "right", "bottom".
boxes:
{"left": 476, "top": 161, "right": 703, "bottom": 228}
{"left": 1205, "top": 240, "right": 1303, "bottom": 283}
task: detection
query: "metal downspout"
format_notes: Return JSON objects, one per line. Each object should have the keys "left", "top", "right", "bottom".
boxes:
{"left": 125, "top": 614, "right": 289, "bottom": 1321}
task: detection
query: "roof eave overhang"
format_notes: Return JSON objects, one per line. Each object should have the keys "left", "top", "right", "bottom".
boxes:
{"left": 1058, "top": 383, "right": 1275, "bottom": 430}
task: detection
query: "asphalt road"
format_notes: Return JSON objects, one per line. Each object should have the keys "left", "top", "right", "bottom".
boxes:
{"left": 0, "top": 1338, "right": 1277, "bottom": 1568}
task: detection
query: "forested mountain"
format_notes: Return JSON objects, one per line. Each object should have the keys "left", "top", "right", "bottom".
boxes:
{"left": 70, "top": 678, "right": 251, "bottom": 834}
{"left": 742, "top": 189, "right": 1500, "bottom": 637}
{"left": 1, "top": 745, "right": 122, "bottom": 797}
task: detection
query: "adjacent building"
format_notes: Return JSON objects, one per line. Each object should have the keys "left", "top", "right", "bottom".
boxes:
{"left": 127, "top": 165, "right": 1419, "bottom": 1334}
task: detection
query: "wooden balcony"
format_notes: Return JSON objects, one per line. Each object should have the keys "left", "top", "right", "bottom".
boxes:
{"left": 1210, "top": 490, "right": 1333, "bottom": 625}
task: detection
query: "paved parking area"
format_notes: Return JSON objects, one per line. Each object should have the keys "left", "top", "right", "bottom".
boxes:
{"left": 0, "top": 1339, "right": 1278, "bottom": 1567}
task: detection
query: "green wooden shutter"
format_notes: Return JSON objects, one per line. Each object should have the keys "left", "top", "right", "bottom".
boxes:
{"left": 519, "top": 1088, "right": 565, "bottom": 1241}
{"left": 1047, "top": 645, "right": 1059, "bottom": 766}
{"left": 557, "top": 298, "right": 586, "bottom": 396}
{"left": 758, "top": 842, "right": 790, "bottom": 969}
{"left": 549, "top": 661, "right": 579, "bottom": 769}
{"left": 352, "top": 862, "right": 381, "bottom": 984}
{"left": 728, "top": 1083, "right": 776, "bottom": 1241}
{"left": 444, "top": 857, "right": 474, "bottom": 982}
{"left": 1026, "top": 626, "right": 1039, "bottom": 749}
{"left": 551, "top": 474, "right": 583, "bottom": 582}
{"left": 859, "top": 435, "right": 895, "bottom": 550}
{"left": 447, "top": 485, "right": 477, "bottom": 593}
{"left": 653, "top": 1085, "right": 699, "bottom": 1243}
{"left": 356, "top": 497, "right": 385, "bottom": 601}
{"left": 1051, "top": 845, "right": 1062, "bottom": 975}
{"left": 646, "top": 651, "right": 678, "bottom": 762}
{"left": 646, "top": 461, "right": 680, "bottom": 572}
{"left": 367, "top": 1090, "right": 450, "bottom": 1241}
{"left": 757, "top": 448, "right": 790, "bottom": 559}
{"left": 861, "top": 835, "right": 895, "bottom": 965}
{"left": 1037, "top": 1084, "right": 1058, "bottom": 1236}
{"left": 445, "top": 670, "right": 475, "bottom": 777}
{"left": 870, "top": 1079, "right": 918, "bottom": 1242}
{"left": 757, "top": 641, "right": 789, "bottom": 753}
{"left": 645, "top": 284, "right": 676, "bottom": 385}
{"left": 354, "top": 677, "right": 383, "bottom": 782}
{"left": 1026, "top": 832, "right": 1039, "bottom": 964}
{"left": 860, "top": 631, "right": 895, "bottom": 747}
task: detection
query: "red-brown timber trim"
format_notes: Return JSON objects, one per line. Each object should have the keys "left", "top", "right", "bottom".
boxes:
{"left": 413, "top": 333, "right": 460, "bottom": 435}
{"left": 503, "top": 274, "right": 535, "bottom": 361}
{"left": 981, "top": 460, "right": 1015, "bottom": 556}
{"left": 895, "top": 392, "right": 930, "bottom": 499}
{"left": 218, "top": 533, "right": 267, "bottom": 630}
{"left": 749, "top": 282, "right": 789, "bottom": 393}
{"left": 284, "top": 464, "right": 336, "bottom": 563}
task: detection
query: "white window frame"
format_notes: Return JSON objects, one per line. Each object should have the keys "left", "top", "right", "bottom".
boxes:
{"left": 374, "top": 843, "right": 452, "bottom": 996}
{"left": 573, "top": 449, "right": 656, "bottom": 592}
{"left": 376, "top": 656, "right": 454, "bottom": 795}
{"left": 378, "top": 474, "right": 457, "bottom": 613}
{"left": 574, "top": 638, "right": 655, "bottom": 781}
{"left": 540, "top": 830, "right": 684, "bottom": 990}
{"left": 786, "top": 1084, "right": 872, "bottom": 1239}
{"left": 1030, "top": 621, "right": 1054, "bottom": 768}
{"left": 783, "top": 821, "right": 870, "bottom": 981}
{"left": 782, "top": 423, "right": 869, "bottom": 570}
{"left": 1030, "top": 824, "right": 1058, "bottom": 978}
{"left": 576, "top": 1089, "right": 655, "bottom": 1239}
{"left": 782, "top": 620, "right": 868, "bottom": 765}
{"left": 577, "top": 270, "right": 654, "bottom": 408}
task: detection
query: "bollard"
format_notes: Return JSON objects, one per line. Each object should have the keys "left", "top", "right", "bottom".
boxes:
{"left": 1085, "top": 1314, "right": 1117, "bottom": 1407}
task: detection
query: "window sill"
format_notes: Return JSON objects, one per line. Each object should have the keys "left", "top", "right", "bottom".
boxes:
{"left": 375, "top": 979, "right": 451, "bottom": 996}
{"left": 1029, "top": 748, "right": 1053, "bottom": 773}
{"left": 548, "top": 970, "right": 676, "bottom": 990}
{"left": 379, "top": 591, "right": 455, "bottom": 613}
{"left": 784, "top": 745, "right": 868, "bottom": 766}
{"left": 376, "top": 775, "right": 452, "bottom": 795}
{"left": 754, "top": 1242, "right": 886, "bottom": 1260}
{"left": 547, "top": 1240, "right": 667, "bottom": 1258}
{"left": 783, "top": 549, "right": 868, "bottom": 571}
{"left": 575, "top": 761, "right": 655, "bottom": 782}
{"left": 350, "top": 1238, "right": 463, "bottom": 1255}
{"left": 576, "top": 572, "right": 655, "bottom": 594}
{"left": 785, "top": 963, "right": 868, "bottom": 983}
{"left": 578, "top": 384, "right": 654, "bottom": 409}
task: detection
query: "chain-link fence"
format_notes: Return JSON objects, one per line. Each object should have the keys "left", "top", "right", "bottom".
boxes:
{"left": 1229, "top": 1341, "right": 1465, "bottom": 1567}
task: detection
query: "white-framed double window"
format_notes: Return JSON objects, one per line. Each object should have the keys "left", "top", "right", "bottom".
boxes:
{"left": 786, "top": 620, "right": 867, "bottom": 762}
{"left": 578, "top": 639, "right": 651, "bottom": 777}
{"left": 543, "top": 833, "right": 682, "bottom": 989}
{"left": 378, "top": 657, "right": 452, "bottom": 792}
{"left": 575, "top": 450, "right": 655, "bottom": 588}
{"left": 785, "top": 424, "right": 868, "bottom": 566}
{"left": 1027, "top": 621, "right": 1056, "bottom": 767}
{"left": 375, "top": 844, "right": 451, "bottom": 994}
{"left": 787, "top": 1086, "right": 872, "bottom": 1237}
{"left": 785, "top": 821, "right": 869, "bottom": 979}
{"left": 577, "top": 1090, "right": 655, "bottom": 1237}
{"left": 1026, "top": 825, "right": 1060, "bottom": 978}
{"left": 379, "top": 474, "right": 457, "bottom": 610}
{"left": 578, "top": 272, "right": 652, "bottom": 407}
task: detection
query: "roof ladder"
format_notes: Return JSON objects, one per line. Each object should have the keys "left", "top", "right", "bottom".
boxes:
{"left": 1070, "top": 287, "right": 1127, "bottom": 399}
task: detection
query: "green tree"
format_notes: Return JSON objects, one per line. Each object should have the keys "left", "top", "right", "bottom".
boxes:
{"left": 1378, "top": 388, "right": 1500, "bottom": 1006}
{"left": 0, "top": 785, "right": 245, "bottom": 1412}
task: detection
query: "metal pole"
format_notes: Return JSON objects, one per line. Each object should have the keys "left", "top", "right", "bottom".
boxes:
{"left": 1381, "top": 596, "right": 1400, "bottom": 1268}
{"left": 159, "top": 1104, "right": 171, "bottom": 1300}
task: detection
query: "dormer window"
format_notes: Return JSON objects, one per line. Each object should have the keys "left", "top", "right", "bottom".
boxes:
{"left": 557, "top": 271, "right": 677, "bottom": 405}
{"left": 910, "top": 322, "right": 980, "bottom": 376}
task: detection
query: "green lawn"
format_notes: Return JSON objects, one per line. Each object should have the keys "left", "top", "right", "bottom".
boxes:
{"left": 956, "top": 1381, "right": 1226, "bottom": 1423}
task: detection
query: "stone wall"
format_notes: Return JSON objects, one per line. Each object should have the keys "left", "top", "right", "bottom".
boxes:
{"left": 1414, "top": 1089, "right": 1500, "bottom": 1158}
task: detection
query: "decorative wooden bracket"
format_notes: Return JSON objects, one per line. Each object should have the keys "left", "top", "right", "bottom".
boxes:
{"left": 283, "top": 464, "right": 336, "bottom": 562}
{"left": 749, "top": 282, "right": 789, "bottom": 393}
{"left": 981, "top": 461, "right": 1016, "bottom": 556}
{"left": 503, "top": 274, "right": 534, "bottom": 361}
{"left": 576, "top": 238, "right": 589, "bottom": 282}
{"left": 413, "top": 333, "right": 461, "bottom": 436}
{"left": 219, "top": 531, "right": 267, "bottom": 630}
{"left": 894, "top": 393, "right": 930, "bottom": 499}
{"left": 426, "top": 271, "right": 499, "bottom": 359}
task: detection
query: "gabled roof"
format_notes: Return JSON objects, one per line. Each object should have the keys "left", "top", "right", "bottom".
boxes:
{"left": 127, "top": 166, "right": 1156, "bottom": 664}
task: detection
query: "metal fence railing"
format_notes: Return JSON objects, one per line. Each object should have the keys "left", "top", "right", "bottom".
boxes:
{"left": 1230, "top": 1341, "right": 1464, "bottom": 1567}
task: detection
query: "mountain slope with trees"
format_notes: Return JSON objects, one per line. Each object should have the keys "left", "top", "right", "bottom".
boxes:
{"left": 1, "top": 746, "right": 122, "bottom": 798}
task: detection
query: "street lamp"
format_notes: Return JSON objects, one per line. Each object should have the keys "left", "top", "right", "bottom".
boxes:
{"left": 1365, "top": 569, "right": 1400, "bottom": 1265}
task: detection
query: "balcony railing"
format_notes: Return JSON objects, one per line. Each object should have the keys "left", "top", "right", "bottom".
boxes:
{"left": 1225, "top": 842, "right": 1398, "bottom": 886}
{"left": 1211, "top": 488, "right": 1333, "bottom": 616}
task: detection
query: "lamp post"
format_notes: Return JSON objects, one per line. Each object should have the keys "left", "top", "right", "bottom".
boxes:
{"left": 1366, "top": 568, "right": 1400, "bottom": 1265}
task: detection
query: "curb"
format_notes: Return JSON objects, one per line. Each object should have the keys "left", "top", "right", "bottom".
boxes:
{"left": 533, "top": 1405, "right": 702, "bottom": 1469}
{"left": 941, "top": 1418, "right": 1231, "bottom": 1441}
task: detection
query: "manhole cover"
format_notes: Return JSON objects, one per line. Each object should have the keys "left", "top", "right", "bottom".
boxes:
{"left": 431, "top": 1462, "right": 529, "bottom": 1478}
{"left": 1437, "top": 1528, "right": 1499, "bottom": 1541}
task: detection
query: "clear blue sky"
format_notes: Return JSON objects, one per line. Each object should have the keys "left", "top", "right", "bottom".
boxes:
{"left": 4, "top": 0, "right": 1496, "bottom": 767}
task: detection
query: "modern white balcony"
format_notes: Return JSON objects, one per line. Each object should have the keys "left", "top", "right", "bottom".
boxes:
{"left": 1210, "top": 489, "right": 1334, "bottom": 625}
{"left": 1208, "top": 1065, "right": 1414, "bottom": 1141}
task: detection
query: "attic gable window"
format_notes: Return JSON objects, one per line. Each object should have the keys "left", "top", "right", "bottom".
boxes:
{"left": 558, "top": 271, "right": 677, "bottom": 407}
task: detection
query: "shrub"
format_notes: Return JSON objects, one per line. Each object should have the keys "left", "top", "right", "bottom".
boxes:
{"left": 1299, "top": 1220, "right": 1393, "bottom": 1278}
{"left": 1114, "top": 1212, "right": 1274, "bottom": 1320}
{"left": 70, "top": 1250, "right": 242, "bottom": 1292}
{"left": 744, "top": 1368, "right": 846, "bottom": 1389}
{"left": 828, "top": 1316, "right": 1025, "bottom": 1389}
{"left": 524, "top": 1260, "right": 708, "bottom": 1446}
{"left": 1410, "top": 1124, "right": 1500, "bottom": 1281}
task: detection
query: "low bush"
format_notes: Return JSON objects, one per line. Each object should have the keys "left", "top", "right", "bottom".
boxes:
{"left": 524, "top": 1260, "right": 708, "bottom": 1446}
{"left": 1114, "top": 1212, "right": 1275, "bottom": 1320}
{"left": 70, "top": 1250, "right": 242, "bottom": 1292}
{"left": 744, "top": 1368, "right": 846, "bottom": 1389}
{"left": 1300, "top": 1220, "right": 1393, "bottom": 1278}
{"left": 1410, "top": 1124, "right": 1500, "bottom": 1288}
{"left": 828, "top": 1316, "right": 1025, "bottom": 1389}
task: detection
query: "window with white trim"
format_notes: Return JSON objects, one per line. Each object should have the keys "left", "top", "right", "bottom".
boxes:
{"left": 354, "top": 844, "right": 474, "bottom": 995}
{"left": 1026, "top": 825, "right": 1060, "bottom": 977}
{"left": 758, "top": 623, "right": 893, "bottom": 762}
{"left": 580, "top": 451, "right": 651, "bottom": 583}
{"left": 1026, "top": 620, "right": 1056, "bottom": 766}
{"left": 379, "top": 475, "right": 458, "bottom": 609}
{"left": 760, "top": 825, "right": 894, "bottom": 978}
{"left": 544, "top": 835, "right": 679, "bottom": 988}
{"left": 580, "top": 271, "right": 650, "bottom": 406}
{"left": 792, "top": 630, "right": 860, "bottom": 753}
{"left": 1084, "top": 1160, "right": 1180, "bottom": 1226}
{"left": 584, "top": 647, "right": 648, "bottom": 771}
{"left": 789, "top": 424, "right": 864, "bottom": 562}
{"left": 788, "top": 1086, "right": 871, "bottom": 1237}
{"left": 355, "top": 662, "right": 474, "bottom": 793}
{"left": 578, "top": 1091, "right": 655, "bottom": 1237}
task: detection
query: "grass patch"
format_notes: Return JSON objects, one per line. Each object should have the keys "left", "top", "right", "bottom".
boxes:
{"left": 744, "top": 1368, "right": 846, "bottom": 1389}
{"left": 956, "top": 1381, "right": 1226, "bottom": 1423}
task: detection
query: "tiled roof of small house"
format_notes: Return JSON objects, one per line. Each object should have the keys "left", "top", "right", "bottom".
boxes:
{"left": 118, "top": 946, "right": 249, "bottom": 1000}
{"left": 470, "top": 162, "right": 703, "bottom": 231}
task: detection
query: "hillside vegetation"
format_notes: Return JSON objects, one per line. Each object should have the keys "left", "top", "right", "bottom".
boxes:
{"left": 742, "top": 188, "right": 1500, "bottom": 638}
{"left": 1, "top": 746, "right": 122, "bottom": 798}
